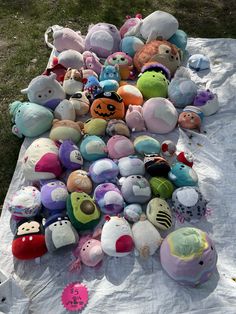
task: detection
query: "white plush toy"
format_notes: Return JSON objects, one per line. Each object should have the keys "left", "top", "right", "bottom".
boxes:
{"left": 132, "top": 214, "right": 162, "bottom": 258}
{"left": 54, "top": 99, "right": 76, "bottom": 121}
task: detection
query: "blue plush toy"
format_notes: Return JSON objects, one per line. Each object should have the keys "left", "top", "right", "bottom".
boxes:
{"left": 168, "top": 162, "right": 198, "bottom": 187}
{"left": 9, "top": 101, "right": 54, "bottom": 138}
{"left": 168, "top": 30, "right": 188, "bottom": 54}
{"left": 133, "top": 135, "right": 161, "bottom": 156}
{"left": 84, "top": 75, "right": 103, "bottom": 99}
{"left": 188, "top": 54, "right": 210, "bottom": 71}
{"left": 89, "top": 158, "right": 119, "bottom": 184}
{"left": 80, "top": 135, "right": 107, "bottom": 161}
{"left": 99, "top": 65, "right": 121, "bottom": 82}
{"left": 99, "top": 80, "right": 119, "bottom": 92}
{"left": 120, "top": 36, "right": 144, "bottom": 58}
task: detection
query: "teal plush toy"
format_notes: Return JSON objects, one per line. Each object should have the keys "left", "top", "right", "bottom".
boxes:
{"left": 9, "top": 101, "right": 54, "bottom": 138}
{"left": 120, "top": 36, "right": 144, "bottom": 58}
{"left": 168, "top": 30, "right": 188, "bottom": 55}
{"left": 80, "top": 135, "right": 107, "bottom": 161}
{"left": 134, "top": 135, "right": 161, "bottom": 156}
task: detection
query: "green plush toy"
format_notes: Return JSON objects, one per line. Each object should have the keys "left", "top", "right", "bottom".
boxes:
{"left": 82, "top": 118, "right": 108, "bottom": 136}
{"left": 149, "top": 177, "right": 174, "bottom": 199}
{"left": 137, "top": 71, "right": 169, "bottom": 99}
{"left": 66, "top": 192, "right": 101, "bottom": 231}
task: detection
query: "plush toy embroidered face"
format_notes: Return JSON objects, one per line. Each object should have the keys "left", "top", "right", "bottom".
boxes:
{"left": 40, "top": 179, "right": 68, "bottom": 213}
{"left": 83, "top": 51, "right": 103, "bottom": 75}
{"left": 160, "top": 227, "right": 217, "bottom": 286}
{"left": 142, "top": 97, "right": 178, "bottom": 134}
{"left": 168, "top": 162, "right": 198, "bottom": 187}
{"left": 123, "top": 204, "right": 143, "bottom": 223}
{"left": 79, "top": 135, "right": 107, "bottom": 161}
{"left": 125, "top": 105, "right": 146, "bottom": 132}
{"left": 85, "top": 23, "right": 121, "bottom": 58}
{"left": 83, "top": 118, "right": 107, "bottom": 136}
{"left": 132, "top": 215, "right": 162, "bottom": 258}
{"left": 120, "top": 175, "right": 151, "bottom": 204}
{"left": 105, "top": 52, "right": 132, "bottom": 66}
{"left": 117, "top": 85, "right": 143, "bottom": 107}
{"left": 101, "top": 216, "right": 134, "bottom": 257}
{"left": 89, "top": 158, "right": 119, "bottom": 184}
{"left": 9, "top": 101, "right": 54, "bottom": 138}
{"left": 146, "top": 198, "right": 172, "bottom": 230}
{"left": 91, "top": 91, "right": 125, "bottom": 120}
{"left": 193, "top": 89, "right": 219, "bottom": 117}
{"left": 83, "top": 76, "right": 103, "bottom": 99}
{"left": 44, "top": 214, "right": 79, "bottom": 253}
{"left": 144, "top": 155, "right": 170, "bottom": 177}
{"left": 69, "top": 91, "right": 90, "bottom": 116}
{"left": 172, "top": 186, "right": 208, "bottom": 223}
{"left": 106, "top": 119, "right": 130, "bottom": 138}
{"left": 118, "top": 156, "right": 145, "bottom": 177}
{"left": 177, "top": 151, "right": 194, "bottom": 167}
{"left": 107, "top": 135, "right": 135, "bottom": 159}
{"left": 59, "top": 140, "right": 83, "bottom": 170}
{"left": 63, "top": 69, "right": 84, "bottom": 96}
{"left": 178, "top": 110, "right": 202, "bottom": 131}
{"left": 149, "top": 177, "right": 174, "bottom": 199}
{"left": 67, "top": 170, "right": 93, "bottom": 194}
{"left": 8, "top": 186, "right": 41, "bottom": 218}
{"left": 23, "top": 138, "right": 62, "bottom": 181}
{"left": 66, "top": 192, "right": 101, "bottom": 230}
{"left": 134, "top": 136, "right": 160, "bottom": 156}
{"left": 94, "top": 183, "right": 124, "bottom": 215}
{"left": 99, "top": 65, "right": 121, "bottom": 82}
{"left": 21, "top": 73, "right": 66, "bottom": 110}
{"left": 12, "top": 219, "right": 47, "bottom": 260}
{"left": 49, "top": 119, "right": 83, "bottom": 144}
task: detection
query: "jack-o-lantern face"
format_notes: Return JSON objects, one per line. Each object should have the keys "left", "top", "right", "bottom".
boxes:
{"left": 90, "top": 92, "right": 125, "bottom": 120}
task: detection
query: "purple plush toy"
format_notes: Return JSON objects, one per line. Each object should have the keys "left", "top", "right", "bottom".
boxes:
{"left": 40, "top": 179, "right": 68, "bottom": 214}
{"left": 193, "top": 89, "right": 219, "bottom": 116}
{"left": 107, "top": 135, "right": 135, "bottom": 159}
{"left": 85, "top": 23, "right": 121, "bottom": 58}
{"left": 59, "top": 140, "right": 83, "bottom": 170}
{"left": 94, "top": 183, "right": 125, "bottom": 215}
{"left": 89, "top": 158, "right": 119, "bottom": 184}
{"left": 125, "top": 105, "right": 146, "bottom": 132}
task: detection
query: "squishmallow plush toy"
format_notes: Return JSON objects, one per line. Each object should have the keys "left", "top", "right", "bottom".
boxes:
{"left": 193, "top": 89, "right": 219, "bottom": 116}
{"left": 21, "top": 73, "right": 66, "bottom": 110}
{"left": 83, "top": 118, "right": 107, "bottom": 136}
{"left": 90, "top": 91, "right": 125, "bottom": 120}
{"left": 123, "top": 203, "right": 143, "bottom": 223}
{"left": 40, "top": 179, "right": 68, "bottom": 214}
{"left": 88, "top": 158, "right": 119, "bottom": 184}
{"left": 49, "top": 119, "right": 83, "bottom": 144}
{"left": 120, "top": 175, "right": 151, "bottom": 204}
{"left": 99, "top": 79, "right": 119, "bottom": 93}
{"left": 172, "top": 186, "right": 208, "bottom": 223}
{"left": 66, "top": 192, "right": 101, "bottom": 231}
{"left": 125, "top": 10, "right": 179, "bottom": 42}
{"left": 117, "top": 85, "right": 143, "bottom": 107}
{"left": 59, "top": 140, "right": 83, "bottom": 170}
{"left": 120, "top": 36, "right": 144, "bottom": 58}
{"left": 85, "top": 23, "right": 121, "bottom": 58}
{"left": 12, "top": 218, "right": 47, "bottom": 260}
{"left": 161, "top": 140, "right": 176, "bottom": 157}
{"left": 101, "top": 216, "right": 134, "bottom": 257}
{"left": 146, "top": 197, "right": 173, "bottom": 230}
{"left": 107, "top": 135, "right": 135, "bottom": 160}
{"left": 8, "top": 186, "right": 41, "bottom": 219}
{"left": 99, "top": 65, "right": 121, "bottom": 82}
{"left": 67, "top": 170, "right": 93, "bottom": 194}
{"left": 134, "top": 135, "right": 160, "bottom": 156}
{"left": 133, "top": 40, "right": 181, "bottom": 75}
{"left": 119, "top": 14, "right": 142, "bottom": 38}
{"left": 105, "top": 52, "right": 133, "bottom": 80}
{"left": 106, "top": 119, "right": 130, "bottom": 138}
{"left": 80, "top": 135, "right": 107, "bottom": 161}
{"left": 177, "top": 151, "right": 194, "bottom": 167}
{"left": 70, "top": 231, "right": 104, "bottom": 272}
{"left": 125, "top": 105, "right": 146, "bottom": 132}
{"left": 149, "top": 177, "right": 174, "bottom": 199}
{"left": 160, "top": 227, "right": 218, "bottom": 286}
{"left": 83, "top": 76, "right": 103, "bottom": 99}
{"left": 54, "top": 49, "right": 84, "bottom": 70}
{"left": 83, "top": 51, "right": 103, "bottom": 75}
{"left": 142, "top": 97, "right": 178, "bottom": 134}
{"left": 94, "top": 183, "right": 125, "bottom": 215}
{"left": 132, "top": 214, "right": 162, "bottom": 258}
{"left": 188, "top": 54, "right": 210, "bottom": 71}
{"left": 44, "top": 214, "right": 79, "bottom": 253}
{"left": 144, "top": 155, "right": 170, "bottom": 177}
{"left": 168, "top": 29, "right": 188, "bottom": 53}
{"left": 23, "top": 138, "right": 62, "bottom": 181}
{"left": 63, "top": 69, "right": 84, "bottom": 96}
{"left": 69, "top": 91, "right": 90, "bottom": 116}
{"left": 118, "top": 156, "right": 145, "bottom": 177}
{"left": 168, "top": 162, "right": 198, "bottom": 187}
{"left": 9, "top": 101, "right": 54, "bottom": 138}
{"left": 54, "top": 99, "right": 76, "bottom": 121}
{"left": 178, "top": 108, "right": 202, "bottom": 132}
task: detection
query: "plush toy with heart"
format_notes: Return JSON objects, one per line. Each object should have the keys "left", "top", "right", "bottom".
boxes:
{"left": 59, "top": 140, "right": 83, "bottom": 170}
{"left": 101, "top": 215, "right": 134, "bottom": 257}
{"left": 67, "top": 170, "right": 93, "bottom": 194}
{"left": 88, "top": 158, "right": 119, "bottom": 184}
{"left": 146, "top": 198, "right": 173, "bottom": 230}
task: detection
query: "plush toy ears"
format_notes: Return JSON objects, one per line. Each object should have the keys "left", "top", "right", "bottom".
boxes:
{"left": 105, "top": 215, "right": 111, "bottom": 221}
{"left": 21, "top": 88, "right": 28, "bottom": 94}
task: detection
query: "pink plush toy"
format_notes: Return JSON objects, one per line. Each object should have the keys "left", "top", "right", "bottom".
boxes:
{"left": 70, "top": 229, "right": 104, "bottom": 272}
{"left": 107, "top": 135, "right": 135, "bottom": 159}
{"left": 125, "top": 105, "right": 146, "bottom": 132}
{"left": 83, "top": 51, "right": 103, "bottom": 75}
{"left": 120, "top": 14, "right": 142, "bottom": 38}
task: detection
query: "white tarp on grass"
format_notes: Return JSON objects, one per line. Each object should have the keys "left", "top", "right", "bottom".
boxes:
{"left": 0, "top": 38, "right": 236, "bottom": 314}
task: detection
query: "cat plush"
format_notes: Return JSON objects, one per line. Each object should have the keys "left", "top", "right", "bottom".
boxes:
{"left": 59, "top": 140, "right": 83, "bottom": 170}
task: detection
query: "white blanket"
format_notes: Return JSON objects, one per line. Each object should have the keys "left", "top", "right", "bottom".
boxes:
{"left": 1, "top": 38, "right": 236, "bottom": 314}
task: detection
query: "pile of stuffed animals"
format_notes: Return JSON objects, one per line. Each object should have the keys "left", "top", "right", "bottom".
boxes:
{"left": 8, "top": 10, "right": 219, "bottom": 288}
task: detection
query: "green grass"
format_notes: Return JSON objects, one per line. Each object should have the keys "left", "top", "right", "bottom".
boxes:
{"left": 0, "top": 0, "right": 235, "bottom": 205}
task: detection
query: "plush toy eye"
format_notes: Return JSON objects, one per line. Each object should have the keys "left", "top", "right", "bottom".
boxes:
{"left": 211, "top": 246, "right": 213, "bottom": 250}
{"left": 121, "top": 57, "right": 125, "bottom": 61}
{"left": 97, "top": 104, "right": 102, "bottom": 109}
{"left": 152, "top": 75, "right": 155, "bottom": 77}
{"left": 59, "top": 182, "right": 65, "bottom": 186}
{"left": 22, "top": 227, "right": 25, "bottom": 230}
{"left": 181, "top": 165, "right": 185, "bottom": 168}
{"left": 18, "top": 110, "right": 21, "bottom": 113}
{"left": 38, "top": 94, "right": 42, "bottom": 98}
{"left": 171, "top": 55, "right": 174, "bottom": 59}
{"left": 48, "top": 90, "right": 52, "bottom": 93}
{"left": 199, "top": 261, "right": 204, "bottom": 265}
{"left": 107, "top": 104, "right": 115, "bottom": 111}
{"left": 165, "top": 50, "right": 170, "bottom": 53}
{"left": 136, "top": 175, "right": 141, "bottom": 179}
{"left": 176, "top": 56, "right": 179, "bottom": 61}
{"left": 47, "top": 182, "right": 56, "bottom": 187}
{"left": 113, "top": 57, "right": 117, "bottom": 60}
{"left": 73, "top": 93, "right": 82, "bottom": 99}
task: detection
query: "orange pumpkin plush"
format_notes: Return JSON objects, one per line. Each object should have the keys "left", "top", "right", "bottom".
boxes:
{"left": 90, "top": 91, "right": 125, "bottom": 120}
